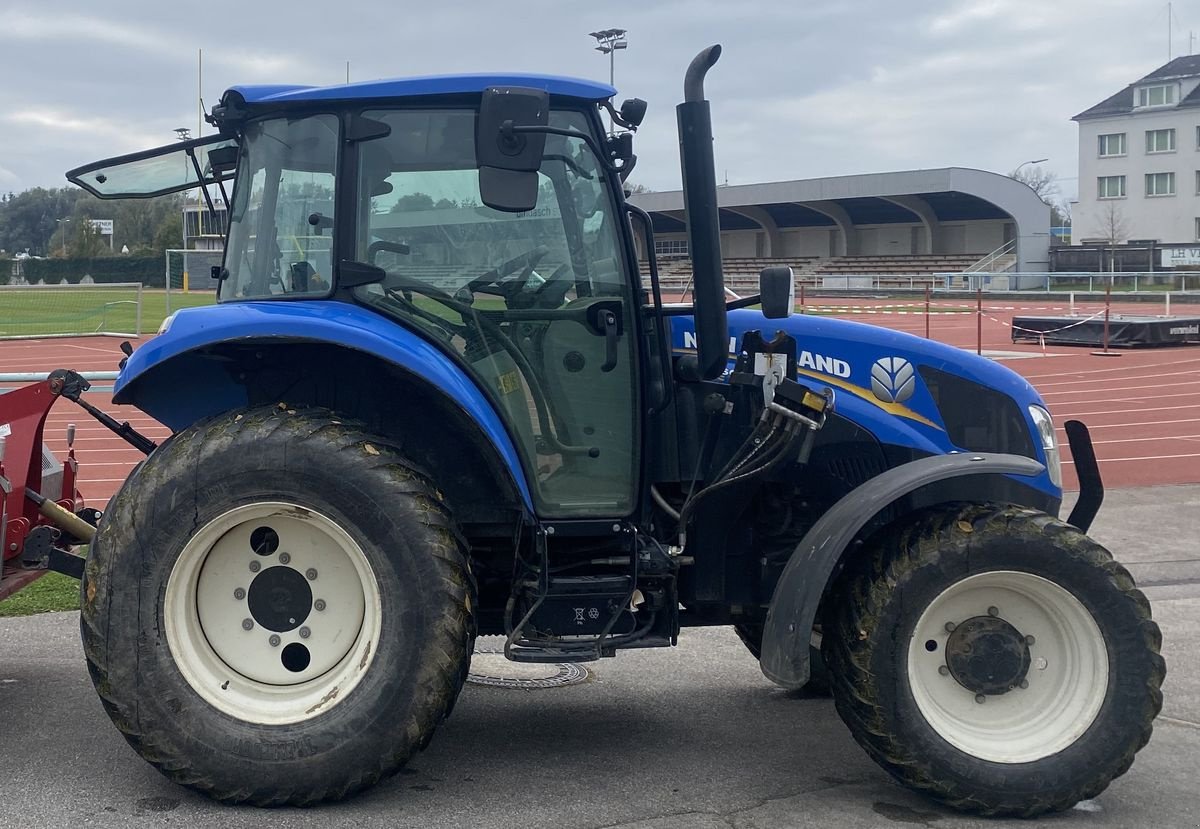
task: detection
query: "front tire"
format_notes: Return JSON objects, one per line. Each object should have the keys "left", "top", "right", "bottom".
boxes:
{"left": 822, "top": 503, "right": 1164, "bottom": 817}
{"left": 81, "top": 406, "right": 475, "bottom": 806}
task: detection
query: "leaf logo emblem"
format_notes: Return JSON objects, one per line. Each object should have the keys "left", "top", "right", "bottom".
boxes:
{"left": 870, "top": 357, "right": 916, "bottom": 403}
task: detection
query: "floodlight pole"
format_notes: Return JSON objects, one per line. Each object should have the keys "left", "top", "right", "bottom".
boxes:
{"left": 55, "top": 218, "right": 70, "bottom": 257}
{"left": 589, "top": 28, "right": 628, "bottom": 134}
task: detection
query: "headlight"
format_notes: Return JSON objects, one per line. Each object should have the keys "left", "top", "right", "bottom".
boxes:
{"left": 157, "top": 311, "right": 179, "bottom": 335}
{"left": 1028, "top": 405, "right": 1062, "bottom": 488}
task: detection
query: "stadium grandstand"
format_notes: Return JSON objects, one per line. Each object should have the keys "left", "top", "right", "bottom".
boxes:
{"left": 628, "top": 167, "right": 1051, "bottom": 289}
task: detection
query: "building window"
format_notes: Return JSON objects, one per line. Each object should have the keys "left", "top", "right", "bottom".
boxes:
{"left": 1098, "top": 133, "right": 1126, "bottom": 156}
{"left": 1195, "top": 218, "right": 1200, "bottom": 241}
{"left": 1146, "top": 172, "right": 1176, "bottom": 196}
{"left": 1196, "top": 170, "right": 1200, "bottom": 195}
{"left": 1146, "top": 128, "right": 1176, "bottom": 153}
{"left": 1098, "top": 175, "right": 1126, "bottom": 198}
{"left": 654, "top": 238, "right": 689, "bottom": 257}
{"left": 1137, "top": 84, "right": 1177, "bottom": 107}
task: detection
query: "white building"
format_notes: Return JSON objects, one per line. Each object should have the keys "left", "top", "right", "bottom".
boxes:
{"left": 1073, "top": 56, "right": 1200, "bottom": 245}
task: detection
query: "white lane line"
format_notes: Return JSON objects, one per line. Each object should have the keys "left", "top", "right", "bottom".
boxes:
{"left": 1023, "top": 357, "right": 1200, "bottom": 383}
{"left": 1056, "top": 417, "right": 1200, "bottom": 431}
{"left": 1064, "top": 452, "right": 1200, "bottom": 465}
{"left": 1040, "top": 379, "right": 1200, "bottom": 397}
{"left": 1049, "top": 402, "right": 1200, "bottom": 417}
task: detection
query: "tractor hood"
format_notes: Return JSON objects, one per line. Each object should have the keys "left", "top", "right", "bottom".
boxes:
{"left": 670, "top": 309, "right": 1051, "bottom": 467}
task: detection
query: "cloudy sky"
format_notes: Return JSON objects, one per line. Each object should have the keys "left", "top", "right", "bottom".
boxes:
{"left": 0, "top": 0, "right": 1188, "bottom": 203}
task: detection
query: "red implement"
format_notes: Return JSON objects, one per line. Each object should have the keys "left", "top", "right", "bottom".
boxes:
{"left": 0, "top": 379, "right": 81, "bottom": 600}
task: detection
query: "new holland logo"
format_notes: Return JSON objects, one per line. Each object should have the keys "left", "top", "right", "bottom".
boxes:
{"left": 870, "top": 357, "right": 916, "bottom": 403}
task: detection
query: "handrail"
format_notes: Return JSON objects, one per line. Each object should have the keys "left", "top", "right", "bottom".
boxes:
{"left": 963, "top": 239, "right": 1017, "bottom": 274}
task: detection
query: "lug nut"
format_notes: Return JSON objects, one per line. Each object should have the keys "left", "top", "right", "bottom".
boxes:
{"left": 1025, "top": 634, "right": 1036, "bottom": 646}
{"left": 974, "top": 694, "right": 986, "bottom": 704}
{"left": 306, "top": 568, "right": 318, "bottom": 581}
{"left": 279, "top": 552, "right": 291, "bottom": 565}
{"left": 1019, "top": 679, "right": 1029, "bottom": 689}
{"left": 299, "top": 627, "right": 311, "bottom": 639}
{"left": 249, "top": 561, "right": 261, "bottom": 573}
{"left": 269, "top": 634, "right": 280, "bottom": 647}
{"left": 314, "top": 599, "right": 326, "bottom": 612}
{"left": 241, "top": 618, "right": 254, "bottom": 631}
{"left": 987, "top": 606, "right": 999, "bottom": 617}
{"left": 944, "top": 622, "right": 956, "bottom": 633}
{"left": 938, "top": 665, "right": 950, "bottom": 676}
{"left": 233, "top": 588, "right": 246, "bottom": 600}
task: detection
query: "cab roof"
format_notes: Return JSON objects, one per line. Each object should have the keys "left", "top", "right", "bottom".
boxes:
{"left": 227, "top": 74, "right": 616, "bottom": 105}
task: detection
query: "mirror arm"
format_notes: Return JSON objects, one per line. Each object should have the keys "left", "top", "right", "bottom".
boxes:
{"left": 510, "top": 125, "right": 618, "bottom": 174}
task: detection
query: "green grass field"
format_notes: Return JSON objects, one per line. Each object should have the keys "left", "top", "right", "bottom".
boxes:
{"left": 0, "top": 287, "right": 216, "bottom": 338}
{"left": 0, "top": 572, "right": 81, "bottom": 617}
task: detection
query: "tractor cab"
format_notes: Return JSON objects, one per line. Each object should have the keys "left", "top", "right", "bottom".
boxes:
{"left": 70, "top": 75, "right": 663, "bottom": 520}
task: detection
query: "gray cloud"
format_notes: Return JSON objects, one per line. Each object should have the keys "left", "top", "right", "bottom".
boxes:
{"left": 0, "top": 0, "right": 1186, "bottom": 202}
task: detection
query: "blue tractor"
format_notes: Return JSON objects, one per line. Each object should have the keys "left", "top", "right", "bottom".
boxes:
{"left": 62, "top": 46, "right": 1162, "bottom": 815}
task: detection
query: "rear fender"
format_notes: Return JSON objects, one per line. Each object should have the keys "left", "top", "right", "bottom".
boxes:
{"left": 116, "top": 301, "right": 533, "bottom": 511}
{"left": 759, "top": 452, "right": 1045, "bottom": 689}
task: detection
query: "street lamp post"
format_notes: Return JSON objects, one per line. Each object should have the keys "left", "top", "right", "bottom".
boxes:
{"left": 55, "top": 218, "right": 70, "bottom": 257}
{"left": 589, "top": 28, "right": 627, "bottom": 133}
{"left": 1014, "top": 157, "right": 1049, "bottom": 176}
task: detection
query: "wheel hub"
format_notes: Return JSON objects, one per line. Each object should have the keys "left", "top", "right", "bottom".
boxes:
{"left": 944, "top": 615, "right": 1031, "bottom": 695}
{"left": 247, "top": 566, "right": 313, "bottom": 632}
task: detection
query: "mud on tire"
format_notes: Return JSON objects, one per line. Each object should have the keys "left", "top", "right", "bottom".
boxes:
{"left": 80, "top": 405, "right": 476, "bottom": 806}
{"left": 821, "top": 503, "right": 1164, "bottom": 817}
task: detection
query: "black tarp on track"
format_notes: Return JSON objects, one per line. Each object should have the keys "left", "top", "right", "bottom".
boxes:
{"left": 1012, "top": 315, "right": 1200, "bottom": 347}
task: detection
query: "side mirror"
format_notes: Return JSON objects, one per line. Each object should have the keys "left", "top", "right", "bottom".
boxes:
{"left": 759, "top": 266, "right": 795, "bottom": 319}
{"left": 476, "top": 87, "right": 549, "bottom": 213}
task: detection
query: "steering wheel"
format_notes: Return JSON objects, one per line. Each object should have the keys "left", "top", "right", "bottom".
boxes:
{"left": 457, "top": 246, "right": 551, "bottom": 304}
{"left": 526, "top": 263, "right": 575, "bottom": 309}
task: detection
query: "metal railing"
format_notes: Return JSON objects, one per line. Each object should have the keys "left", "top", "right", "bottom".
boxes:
{"left": 963, "top": 240, "right": 1017, "bottom": 274}
{"left": 935, "top": 271, "right": 1200, "bottom": 293}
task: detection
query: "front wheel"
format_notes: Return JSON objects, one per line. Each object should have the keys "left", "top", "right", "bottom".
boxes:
{"left": 822, "top": 504, "right": 1164, "bottom": 817}
{"left": 81, "top": 406, "right": 475, "bottom": 806}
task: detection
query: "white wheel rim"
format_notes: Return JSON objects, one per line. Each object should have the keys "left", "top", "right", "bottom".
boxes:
{"left": 907, "top": 570, "right": 1109, "bottom": 764}
{"left": 164, "top": 502, "right": 382, "bottom": 725}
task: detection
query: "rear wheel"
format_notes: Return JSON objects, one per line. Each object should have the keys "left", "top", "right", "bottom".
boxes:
{"left": 822, "top": 503, "right": 1164, "bottom": 817}
{"left": 81, "top": 406, "right": 475, "bottom": 806}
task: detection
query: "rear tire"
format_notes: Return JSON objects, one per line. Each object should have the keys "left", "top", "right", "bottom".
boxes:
{"left": 81, "top": 406, "right": 475, "bottom": 806}
{"left": 821, "top": 503, "right": 1164, "bottom": 817}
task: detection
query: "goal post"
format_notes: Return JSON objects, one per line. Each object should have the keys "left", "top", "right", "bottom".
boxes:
{"left": 0, "top": 282, "right": 144, "bottom": 340}
{"left": 165, "top": 249, "right": 224, "bottom": 314}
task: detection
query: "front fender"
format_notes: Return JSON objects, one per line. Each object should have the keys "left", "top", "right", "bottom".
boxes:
{"left": 759, "top": 452, "right": 1045, "bottom": 689}
{"left": 116, "top": 301, "right": 533, "bottom": 510}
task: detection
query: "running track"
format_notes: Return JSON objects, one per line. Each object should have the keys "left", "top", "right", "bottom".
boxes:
{"left": 2, "top": 295, "right": 1197, "bottom": 506}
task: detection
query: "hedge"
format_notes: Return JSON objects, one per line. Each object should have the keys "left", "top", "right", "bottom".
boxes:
{"left": 4, "top": 256, "right": 165, "bottom": 288}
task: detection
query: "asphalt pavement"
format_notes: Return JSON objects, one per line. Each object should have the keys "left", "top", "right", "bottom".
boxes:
{"left": 1, "top": 485, "right": 1198, "bottom": 829}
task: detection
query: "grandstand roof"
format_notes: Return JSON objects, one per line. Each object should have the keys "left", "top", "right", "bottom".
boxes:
{"left": 628, "top": 167, "right": 1051, "bottom": 271}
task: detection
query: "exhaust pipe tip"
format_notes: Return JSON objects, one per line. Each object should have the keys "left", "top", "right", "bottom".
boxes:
{"left": 684, "top": 45, "right": 722, "bottom": 102}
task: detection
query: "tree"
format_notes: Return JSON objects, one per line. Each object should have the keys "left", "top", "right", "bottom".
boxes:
{"left": 1009, "top": 164, "right": 1058, "bottom": 203}
{"left": 70, "top": 218, "right": 109, "bottom": 258}
{"left": 625, "top": 182, "right": 653, "bottom": 194}
{"left": 1099, "top": 201, "right": 1128, "bottom": 273}
{"left": 1008, "top": 164, "right": 1072, "bottom": 232}
{"left": 153, "top": 213, "right": 183, "bottom": 253}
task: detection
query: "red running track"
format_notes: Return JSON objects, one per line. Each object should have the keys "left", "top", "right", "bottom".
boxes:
{"left": 2, "top": 296, "right": 1197, "bottom": 505}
